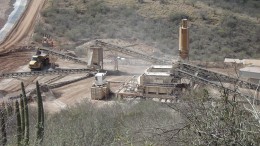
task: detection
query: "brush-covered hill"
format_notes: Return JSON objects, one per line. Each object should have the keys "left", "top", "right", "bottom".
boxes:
{"left": 34, "top": 0, "right": 260, "bottom": 61}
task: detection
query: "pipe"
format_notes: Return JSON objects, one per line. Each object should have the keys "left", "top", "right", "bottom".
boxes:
{"left": 179, "top": 19, "right": 189, "bottom": 60}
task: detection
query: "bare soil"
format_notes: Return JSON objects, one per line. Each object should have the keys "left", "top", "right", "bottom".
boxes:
{"left": 0, "top": 46, "right": 150, "bottom": 114}
{"left": 0, "top": 0, "right": 12, "bottom": 28}
{"left": 0, "top": 0, "right": 46, "bottom": 53}
{"left": 0, "top": 51, "right": 31, "bottom": 73}
{"left": 0, "top": 0, "right": 244, "bottom": 114}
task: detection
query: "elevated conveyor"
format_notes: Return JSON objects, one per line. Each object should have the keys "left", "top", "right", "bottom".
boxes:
{"left": 0, "top": 68, "right": 94, "bottom": 78}
{"left": 95, "top": 40, "right": 169, "bottom": 64}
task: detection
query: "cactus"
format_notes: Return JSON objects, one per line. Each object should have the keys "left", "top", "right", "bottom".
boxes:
{"left": 19, "top": 94, "right": 25, "bottom": 140}
{"left": 15, "top": 100, "right": 22, "bottom": 146}
{"left": 36, "top": 81, "right": 44, "bottom": 144}
{"left": 21, "top": 82, "right": 29, "bottom": 145}
{"left": 10, "top": 101, "right": 14, "bottom": 116}
{"left": 5, "top": 101, "right": 13, "bottom": 117}
{"left": 1, "top": 102, "right": 7, "bottom": 146}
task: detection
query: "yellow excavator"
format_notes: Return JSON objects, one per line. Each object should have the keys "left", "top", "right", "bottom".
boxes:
{"left": 29, "top": 49, "right": 50, "bottom": 70}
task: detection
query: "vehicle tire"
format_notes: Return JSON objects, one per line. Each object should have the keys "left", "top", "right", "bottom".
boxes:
{"left": 40, "top": 64, "right": 43, "bottom": 70}
{"left": 46, "top": 58, "right": 50, "bottom": 65}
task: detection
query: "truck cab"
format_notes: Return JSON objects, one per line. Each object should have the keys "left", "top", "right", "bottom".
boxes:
{"left": 29, "top": 54, "right": 50, "bottom": 70}
{"left": 94, "top": 73, "right": 107, "bottom": 86}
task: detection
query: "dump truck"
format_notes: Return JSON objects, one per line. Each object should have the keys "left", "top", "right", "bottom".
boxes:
{"left": 29, "top": 53, "right": 50, "bottom": 70}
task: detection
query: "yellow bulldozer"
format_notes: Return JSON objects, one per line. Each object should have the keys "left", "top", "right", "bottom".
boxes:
{"left": 29, "top": 49, "right": 50, "bottom": 70}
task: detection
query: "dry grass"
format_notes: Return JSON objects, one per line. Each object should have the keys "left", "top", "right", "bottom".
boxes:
{"left": 36, "top": 0, "right": 260, "bottom": 61}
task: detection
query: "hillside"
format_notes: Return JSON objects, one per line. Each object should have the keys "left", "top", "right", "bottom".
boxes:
{"left": 35, "top": 0, "right": 260, "bottom": 61}
{"left": 0, "top": 1, "right": 259, "bottom": 145}
{"left": 0, "top": 0, "right": 12, "bottom": 28}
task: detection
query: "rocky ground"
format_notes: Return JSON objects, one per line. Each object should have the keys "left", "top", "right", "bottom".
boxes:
{"left": 0, "top": 0, "right": 12, "bottom": 28}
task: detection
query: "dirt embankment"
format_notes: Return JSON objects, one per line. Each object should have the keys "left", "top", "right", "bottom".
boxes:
{"left": 0, "top": 0, "right": 12, "bottom": 28}
{"left": 0, "top": 51, "right": 31, "bottom": 73}
{"left": 0, "top": 0, "right": 46, "bottom": 53}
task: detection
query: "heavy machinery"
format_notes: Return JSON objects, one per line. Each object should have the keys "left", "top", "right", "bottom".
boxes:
{"left": 91, "top": 72, "right": 110, "bottom": 100}
{"left": 29, "top": 52, "right": 50, "bottom": 70}
{"left": 42, "top": 35, "right": 54, "bottom": 47}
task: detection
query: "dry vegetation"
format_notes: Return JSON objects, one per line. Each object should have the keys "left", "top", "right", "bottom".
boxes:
{"left": 1, "top": 0, "right": 257, "bottom": 145}
{"left": 4, "top": 90, "right": 260, "bottom": 145}
{"left": 35, "top": 0, "right": 260, "bottom": 61}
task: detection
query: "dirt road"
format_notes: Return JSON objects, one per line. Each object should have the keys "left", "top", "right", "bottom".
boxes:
{"left": 0, "top": 0, "right": 45, "bottom": 53}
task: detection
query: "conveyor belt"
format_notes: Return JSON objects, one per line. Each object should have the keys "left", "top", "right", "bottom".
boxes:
{"left": 143, "top": 83, "right": 188, "bottom": 88}
{"left": 0, "top": 68, "right": 94, "bottom": 78}
{"left": 95, "top": 40, "right": 168, "bottom": 64}
{"left": 2, "top": 44, "right": 258, "bottom": 100}
{"left": 47, "top": 74, "right": 92, "bottom": 89}
{"left": 8, "top": 74, "right": 93, "bottom": 100}
{"left": 94, "top": 41, "right": 258, "bottom": 92}
{"left": 178, "top": 63, "right": 259, "bottom": 91}
{"left": 176, "top": 69, "right": 254, "bottom": 100}
{"left": 39, "top": 47, "right": 88, "bottom": 65}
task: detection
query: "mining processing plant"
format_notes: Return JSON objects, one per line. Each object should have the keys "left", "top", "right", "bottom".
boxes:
{"left": 0, "top": 19, "right": 259, "bottom": 104}
{"left": 93, "top": 19, "right": 259, "bottom": 103}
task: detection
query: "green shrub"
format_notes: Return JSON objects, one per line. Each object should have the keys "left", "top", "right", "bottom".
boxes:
{"left": 35, "top": 0, "right": 259, "bottom": 61}
{"left": 221, "top": 15, "right": 238, "bottom": 28}
{"left": 38, "top": 100, "right": 179, "bottom": 145}
{"left": 199, "top": 11, "right": 209, "bottom": 21}
{"left": 86, "top": 1, "right": 110, "bottom": 16}
{"left": 199, "top": 0, "right": 259, "bottom": 17}
{"left": 217, "top": 28, "right": 229, "bottom": 38}
{"left": 169, "top": 12, "right": 189, "bottom": 23}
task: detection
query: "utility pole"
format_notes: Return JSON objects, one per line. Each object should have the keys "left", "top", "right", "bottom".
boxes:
{"left": 114, "top": 55, "right": 119, "bottom": 71}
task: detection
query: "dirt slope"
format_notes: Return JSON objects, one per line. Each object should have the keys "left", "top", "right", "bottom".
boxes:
{"left": 0, "top": 0, "right": 46, "bottom": 53}
{"left": 0, "top": 0, "right": 12, "bottom": 28}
